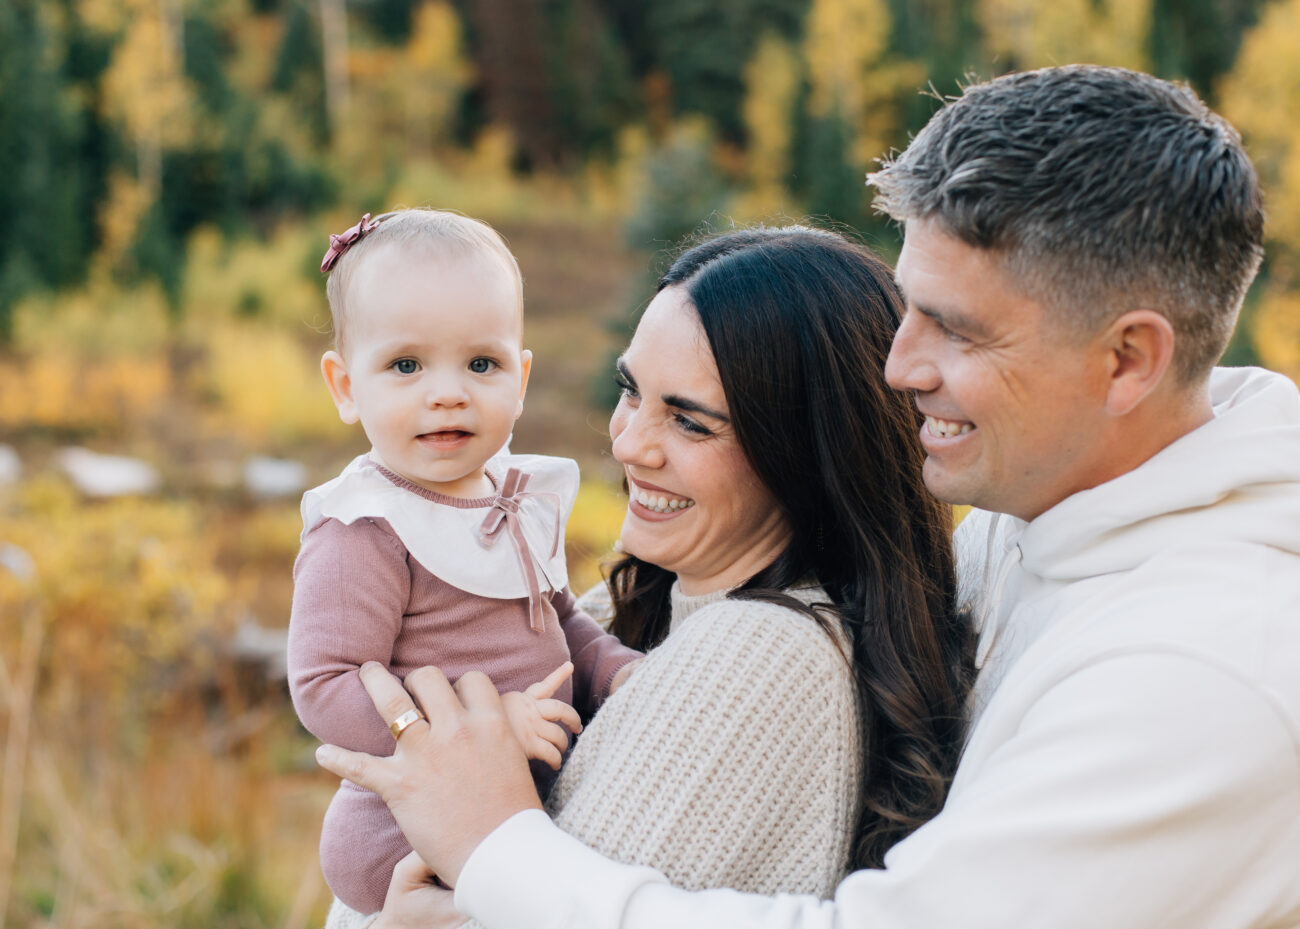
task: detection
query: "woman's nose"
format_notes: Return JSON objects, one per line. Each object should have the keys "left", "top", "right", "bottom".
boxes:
{"left": 885, "top": 311, "right": 942, "bottom": 394}
{"left": 610, "top": 405, "right": 666, "bottom": 470}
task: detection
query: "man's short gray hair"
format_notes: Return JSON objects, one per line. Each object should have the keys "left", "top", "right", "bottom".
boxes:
{"left": 869, "top": 65, "right": 1265, "bottom": 383}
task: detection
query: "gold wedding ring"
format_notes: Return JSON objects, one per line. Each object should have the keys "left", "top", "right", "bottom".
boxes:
{"left": 389, "top": 707, "right": 426, "bottom": 741}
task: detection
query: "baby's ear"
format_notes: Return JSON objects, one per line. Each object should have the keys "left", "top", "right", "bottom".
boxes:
{"left": 516, "top": 349, "right": 533, "bottom": 416}
{"left": 321, "top": 351, "right": 359, "bottom": 424}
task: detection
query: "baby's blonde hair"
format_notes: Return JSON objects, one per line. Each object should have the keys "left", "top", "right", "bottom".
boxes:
{"left": 323, "top": 208, "right": 523, "bottom": 352}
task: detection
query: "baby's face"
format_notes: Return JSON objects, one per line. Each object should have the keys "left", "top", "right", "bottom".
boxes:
{"left": 323, "top": 245, "right": 530, "bottom": 497}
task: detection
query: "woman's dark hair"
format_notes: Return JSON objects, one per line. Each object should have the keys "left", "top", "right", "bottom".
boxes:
{"left": 606, "top": 225, "right": 974, "bottom": 870}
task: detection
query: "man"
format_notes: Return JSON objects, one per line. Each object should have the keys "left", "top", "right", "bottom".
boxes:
{"left": 318, "top": 65, "right": 1300, "bottom": 928}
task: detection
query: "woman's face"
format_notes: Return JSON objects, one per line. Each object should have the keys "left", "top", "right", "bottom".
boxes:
{"left": 610, "top": 286, "right": 791, "bottom": 595}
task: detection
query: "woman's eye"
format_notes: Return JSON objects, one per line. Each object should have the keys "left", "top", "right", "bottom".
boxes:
{"left": 614, "top": 375, "right": 639, "bottom": 400}
{"left": 469, "top": 358, "right": 496, "bottom": 374}
{"left": 674, "top": 413, "right": 711, "bottom": 437}
{"left": 393, "top": 359, "right": 419, "bottom": 375}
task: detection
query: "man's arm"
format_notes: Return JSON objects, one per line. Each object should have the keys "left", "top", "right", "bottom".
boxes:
{"left": 464, "top": 652, "right": 1300, "bottom": 929}
{"left": 318, "top": 652, "right": 1300, "bottom": 929}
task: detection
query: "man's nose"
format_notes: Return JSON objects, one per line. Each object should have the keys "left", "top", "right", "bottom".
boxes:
{"left": 885, "top": 311, "right": 941, "bottom": 394}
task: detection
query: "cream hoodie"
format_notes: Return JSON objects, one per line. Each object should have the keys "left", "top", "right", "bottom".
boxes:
{"left": 455, "top": 367, "right": 1300, "bottom": 929}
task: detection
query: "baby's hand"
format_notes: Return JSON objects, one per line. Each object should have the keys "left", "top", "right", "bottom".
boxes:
{"left": 608, "top": 658, "right": 642, "bottom": 696}
{"left": 500, "top": 662, "right": 582, "bottom": 770}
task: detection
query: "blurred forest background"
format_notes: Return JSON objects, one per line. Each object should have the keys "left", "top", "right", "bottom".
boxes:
{"left": 1, "top": 0, "right": 1299, "bottom": 926}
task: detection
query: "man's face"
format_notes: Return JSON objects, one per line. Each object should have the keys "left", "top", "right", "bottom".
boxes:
{"left": 885, "top": 219, "right": 1115, "bottom": 522}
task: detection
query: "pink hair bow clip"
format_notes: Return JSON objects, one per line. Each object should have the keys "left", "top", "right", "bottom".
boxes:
{"left": 320, "top": 212, "right": 380, "bottom": 273}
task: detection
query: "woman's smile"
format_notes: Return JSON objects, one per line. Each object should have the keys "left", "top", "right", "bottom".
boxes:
{"left": 627, "top": 474, "right": 696, "bottom": 518}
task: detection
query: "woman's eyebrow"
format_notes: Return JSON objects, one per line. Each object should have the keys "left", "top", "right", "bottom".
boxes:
{"left": 663, "top": 393, "right": 730, "bottom": 423}
{"left": 619, "top": 356, "right": 730, "bottom": 422}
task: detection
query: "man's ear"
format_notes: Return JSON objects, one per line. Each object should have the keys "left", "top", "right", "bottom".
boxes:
{"left": 515, "top": 349, "right": 533, "bottom": 419}
{"left": 1101, "top": 310, "right": 1177, "bottom": 417}
{"left": 321, "top": 350, "right": 360, "bottom": 424}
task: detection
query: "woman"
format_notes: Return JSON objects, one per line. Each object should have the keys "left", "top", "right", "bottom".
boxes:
{"left": 325, "top": 226, "right": 972, "bottom": 928}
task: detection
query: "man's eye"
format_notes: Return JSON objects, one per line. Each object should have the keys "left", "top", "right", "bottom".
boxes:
{"left": 469, "top": 358, "right": 495, "bottom": 374}
{"left": 393, "top": 359, "right": 419, "bottom": 374}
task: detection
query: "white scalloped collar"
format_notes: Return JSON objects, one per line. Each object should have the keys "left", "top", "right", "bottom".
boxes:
{"left": 301, "top": 453, "right": 579, "bottom": 600}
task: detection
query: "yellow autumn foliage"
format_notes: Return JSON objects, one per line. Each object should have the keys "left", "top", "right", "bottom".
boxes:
{"left": 98, "top": 169, "right": 156, "bottom": 271}
{"left": 1219, "top": 0, "right": 1300, "bottom": 260}
{"left": 0, "top": 354, "right": 171, "bottom": 432}
{"left": 0, "top": 477, "right": 229, "bottom": 711}
{"left": 0, "top": 278, "right": 174, "bottom": 431}
{"left": 565, "top": 479, "right": 628, "bottom": 592}
{"left": 182, "top": 225, "right": 328, "bottom": 331}
{"left": 801, "top": 0, "right": 923, "bottom": 171}
{"left": 402, "top": 0, "right": 475, "bottom": 151}
{"left": 336, "top": 0, "right": 472, "bottom": 175}
{"left": 1253, "top": 291, "right": 1300, "bottom": 385}
{"left": 99, "top": 2, "right": 195, "bottom": 185}
{"left": 739, "top": 33, "right": 802, "bottom": 218}
{"left": 195, "top": 319, "right": 344, "bottom": 444}
{"left": 1220, "top": 0, "right": 1300, "bottom": 388}
{"left": 979, "top": 0, "right": 1152, "bottom": 70}
{"left": 803, "top": 0, "right": 890, "bottom": 120}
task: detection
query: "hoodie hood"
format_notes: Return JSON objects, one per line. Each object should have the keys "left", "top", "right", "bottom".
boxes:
{"left": 1018, "top": 367, "right": 1300, "bottom": 581}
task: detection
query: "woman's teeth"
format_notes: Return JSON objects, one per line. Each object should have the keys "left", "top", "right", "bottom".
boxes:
{"left": 926, "top": 416, "right": 974, "bottom": 438}
{"left": 633, "top": 488, "right": 695, "bottom": 513}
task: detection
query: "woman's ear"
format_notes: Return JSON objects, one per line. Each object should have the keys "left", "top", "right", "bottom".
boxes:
{"left": 1101, "top": 310, "right": 1177, "bottom": 417}
{"left": 321, "top": 350, "right": 360, "bottom": 424}
{"left": 516, "top": 349, "right": 533, "bottom": 418}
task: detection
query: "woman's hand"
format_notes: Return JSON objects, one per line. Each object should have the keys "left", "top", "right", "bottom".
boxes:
{"left": 500, "top": 662, "right": 583, "bottom": 770}
{"left": 372, "top": 852, "right": 466, "bottom": 929}
{"left": 315, "top": 662, "right": 544, "bottom": 886}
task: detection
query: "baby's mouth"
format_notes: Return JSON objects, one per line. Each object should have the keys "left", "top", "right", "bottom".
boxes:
{"left": 419, "top": 429, "right": 473, "bottom": 443}
{"left": 632, "top": 487, "right": 695, "bottom": 514}
{"left": 924, "top": 415, "right": 975, "bottom": 438}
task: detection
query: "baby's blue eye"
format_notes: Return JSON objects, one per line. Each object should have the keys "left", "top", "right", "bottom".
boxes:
{"left": 393, "top": 359, "right": 418, "bottom": 375}
{"left": 469, "top": 358, "right": 495, "bottom": 374}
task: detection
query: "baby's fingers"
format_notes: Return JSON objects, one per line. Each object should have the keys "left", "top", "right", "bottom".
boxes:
{"left": 524, "top": 661, "right": 574, "bottom": 700}
{"left": 528, "top": 732, "right": 564, "bottom": 770}
{"left": 535, "top": 697, "right": 582, "bottom": 735}
{"left": 537, "top": 719, "right": 571, "bottom": 754}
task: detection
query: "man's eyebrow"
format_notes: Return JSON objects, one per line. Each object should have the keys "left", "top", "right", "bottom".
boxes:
{"left": 913, "top": 301, "right": 993, "bottom": 339}
{"left": 617, "top": 357, "right": 730, "bottom": 423}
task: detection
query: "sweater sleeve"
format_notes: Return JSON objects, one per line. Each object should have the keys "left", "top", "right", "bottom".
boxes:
{"left": 457, "top": 650, "right": 1300, "bottom": 929}
{"left": 542, "top": 599, "right": 860, "bottom": 898}
{"left": 287, "top": 516, "right": 411, "bottom": 756}
{"left": 552, "top": 585, "right": 642, "bottom": 718}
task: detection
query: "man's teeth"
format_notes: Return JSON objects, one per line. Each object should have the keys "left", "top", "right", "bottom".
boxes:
{"left": 926, "top": 416, "right": 974, "bottom": 438}
{"left": 633, "top": 488, "right": 695, "bottom": 514}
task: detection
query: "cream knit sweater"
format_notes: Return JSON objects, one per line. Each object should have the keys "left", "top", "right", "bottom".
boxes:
{"left": 325, "top": 582, "right": 862, "bottom": 928}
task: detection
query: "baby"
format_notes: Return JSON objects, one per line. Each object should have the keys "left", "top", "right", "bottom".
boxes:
{"left": 287, "top": 209, "right": 641, "bottom": 917}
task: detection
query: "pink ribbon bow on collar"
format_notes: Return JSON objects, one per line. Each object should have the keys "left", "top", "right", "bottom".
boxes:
{"left": 320, "top": 213, "right": 380, "bottom": 273}
{"left": 478, "top": 468, "right": 562, "bottom": 633}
